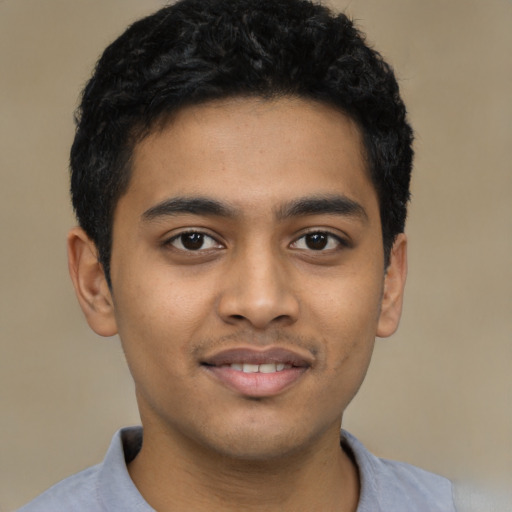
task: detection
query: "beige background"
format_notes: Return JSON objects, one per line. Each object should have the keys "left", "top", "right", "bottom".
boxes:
{"left": 1, "top": 0, "right": 511, "bottom": 510}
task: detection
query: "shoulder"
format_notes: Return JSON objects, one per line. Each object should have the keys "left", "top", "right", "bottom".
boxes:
{"left": 17, "top": 464, "right": 102, "bottom": 512}
{"left": 372, "top": 457, "right": 455, "bottom": 511}
{"left": 17, "top": 427, "right": 149, "bottom": 512}
{"left": 342, "top": 430, "right": 456, "bottom": 512}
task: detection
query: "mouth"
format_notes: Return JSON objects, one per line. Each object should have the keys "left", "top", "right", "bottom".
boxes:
{"left": 201, "top": 347, "right": 312, "bottom": 397}
{"left": 221, "top": 362, "right": 293, "bottom": 373}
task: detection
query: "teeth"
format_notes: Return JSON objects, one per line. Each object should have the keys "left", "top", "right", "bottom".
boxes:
{"left": 229, "top": 363, "right": 291, "bottom": 373}
{"left": 259, "top": 363, "right": 277, "bottom": 373}
{"left": 242, "top": 363, "right": 259, "bottom": 373}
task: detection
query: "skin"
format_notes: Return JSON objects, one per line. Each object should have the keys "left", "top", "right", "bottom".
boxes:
{"left": 68, "top": 97, "right": 407, "bottom": 512}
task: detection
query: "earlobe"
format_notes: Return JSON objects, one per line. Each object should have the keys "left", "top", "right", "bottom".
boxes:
{"left": 67, "top": 227, "right": 118, "bottom": 337}
{"left": 376, "top": 233, "right": 408, "bottom": 338}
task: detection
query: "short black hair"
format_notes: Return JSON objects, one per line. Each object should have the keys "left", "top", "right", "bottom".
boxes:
{"left": 70, "top": 0, "right": 413, "bottom": 285}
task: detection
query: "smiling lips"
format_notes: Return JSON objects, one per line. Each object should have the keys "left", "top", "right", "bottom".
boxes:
{"left": 201, "top": 347, "right": 312, "bottom": 397}
{"left": 229, "top": 362, "right": 292, "bottom": 373}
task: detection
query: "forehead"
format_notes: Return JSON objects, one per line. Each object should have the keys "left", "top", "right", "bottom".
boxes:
{"left": 120, "top": 97, "right": 377, "bottom": 221}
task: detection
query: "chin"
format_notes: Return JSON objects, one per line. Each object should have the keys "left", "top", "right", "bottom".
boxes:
{"left": 195, "top": 419, "right": 329, "bottom": 463}
{"left": 208, "top": 437, "right": 303, "bottom": 462}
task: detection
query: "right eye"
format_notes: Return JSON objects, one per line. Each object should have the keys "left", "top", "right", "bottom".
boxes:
{"left": 166, "top": 231, "right": 222, "bottom": 252}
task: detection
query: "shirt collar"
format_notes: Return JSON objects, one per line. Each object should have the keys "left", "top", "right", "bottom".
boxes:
{"left": 97, "top": 426, "right": 376, "bottom": 512}
{"left": 97, "top": 427, "right": 154, "bottom": 511}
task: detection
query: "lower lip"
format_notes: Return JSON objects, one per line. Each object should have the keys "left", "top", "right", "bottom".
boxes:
{"left": 203, "top": 366, "right": 308, "bottom": 397}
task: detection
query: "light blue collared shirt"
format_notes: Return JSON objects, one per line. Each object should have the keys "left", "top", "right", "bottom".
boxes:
{"left": 18, "top": 426, "right": 456, "bottom": 511}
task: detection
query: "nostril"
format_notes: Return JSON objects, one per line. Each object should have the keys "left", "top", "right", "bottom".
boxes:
{"left": 218, "top": 284, "right": 300, "bottom": 329}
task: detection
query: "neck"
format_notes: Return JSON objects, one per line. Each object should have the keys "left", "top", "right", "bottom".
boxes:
{"left": 128, "top": 421, "right": 359, "bottom": 512}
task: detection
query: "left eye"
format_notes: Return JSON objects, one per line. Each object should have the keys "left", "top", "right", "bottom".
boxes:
{"left": 291, "top": 232, "right": 343, "bottom": 251}
{"left": 168, "top": 232, "right": 221, "bottom": 251}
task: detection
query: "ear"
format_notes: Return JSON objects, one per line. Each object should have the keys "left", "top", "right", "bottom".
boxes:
{"left": 67, "top": 227, "right": 118, "bottom": 337}
{"left": 376, "top": 233, "right": 408, "bottom": 338}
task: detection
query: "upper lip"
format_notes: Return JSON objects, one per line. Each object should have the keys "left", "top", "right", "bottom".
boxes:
{"left": 201, "top": 347, "right": 314, "bottom": 367}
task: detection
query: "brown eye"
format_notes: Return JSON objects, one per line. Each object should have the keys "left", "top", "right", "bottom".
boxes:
{"left": 180, "top": 233, "right": 205, "bottom": 250}
{"left": 304, "top": 233, "right": 328, "bottom": 250}
{"left": 290, "top": 231, "right": 345, "bottom": 251}
{"left": 168, "top": 232, "right": 221, "bottom": 251}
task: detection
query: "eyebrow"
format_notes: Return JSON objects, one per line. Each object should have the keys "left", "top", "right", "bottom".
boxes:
{"left": 275, "top": 195, "right": 368, "bottom": 222}
{"left": 142, "top": 197, "right": 236, "bottom": 221}
{"left": 141, "top": 194, "right": 368, "bottom": 223}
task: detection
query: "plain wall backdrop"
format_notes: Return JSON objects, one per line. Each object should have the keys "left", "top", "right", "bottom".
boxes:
{"left": 1, "top": 1, "right": 511, "bottom": 510}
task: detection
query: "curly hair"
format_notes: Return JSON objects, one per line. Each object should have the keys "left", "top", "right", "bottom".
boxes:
{"left": 70, "top": 0, "right": 413, "bottom": 285}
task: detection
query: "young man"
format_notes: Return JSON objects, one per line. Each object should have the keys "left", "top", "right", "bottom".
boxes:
{"left": 19, "top": 0, "right": 456, "bottom": 510}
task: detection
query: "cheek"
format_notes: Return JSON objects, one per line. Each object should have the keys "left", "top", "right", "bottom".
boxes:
{"left": 115, "top": 263, "right": 216, "bottom": 331}
{"left": 311, "top": 301, "right": 377, "bottom": 416}
{"left": 304, "top": 267, "right": 382, "bottom": 379}
{"left": 306, "top": 270, "right": 383, "bottom": 337}
{"left": 111, "top": 273, "right": 215, "bottom": 383}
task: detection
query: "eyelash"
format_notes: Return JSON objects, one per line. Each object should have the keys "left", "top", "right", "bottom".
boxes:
{"left": 164, "top": 229, "right": 348, "bottom": 253}
{"left": 165, "top": 231, "right": 223, "bottom": 252}
{"left": 290, "top": 231, "right": 348, "bottom": 252}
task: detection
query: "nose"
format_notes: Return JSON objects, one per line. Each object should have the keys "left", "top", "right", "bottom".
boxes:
{"left": 216, "top": 247, "right": 299, "bottom": 330}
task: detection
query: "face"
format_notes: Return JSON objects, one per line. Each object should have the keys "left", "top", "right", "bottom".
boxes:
{"left": 70, "top": 97, "right": 406, "bottom": 461}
